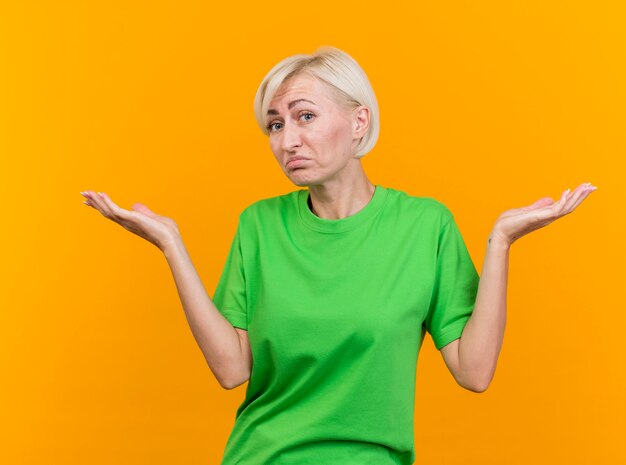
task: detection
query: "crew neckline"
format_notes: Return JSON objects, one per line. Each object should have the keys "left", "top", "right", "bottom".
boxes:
{"left": 297, "top": 185, "right": 388, "bottom": 233}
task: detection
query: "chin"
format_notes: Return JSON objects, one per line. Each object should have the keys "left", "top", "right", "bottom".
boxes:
{"left": 286, "top": 170, "right": 315, "bottom": 187}
{"left": 288, "top": 178, "right": 310, "bottom": 187}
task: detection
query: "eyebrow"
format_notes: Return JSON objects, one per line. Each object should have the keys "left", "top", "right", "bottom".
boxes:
{"left": 267, "top": 99, "right": 317, "bottom": 116}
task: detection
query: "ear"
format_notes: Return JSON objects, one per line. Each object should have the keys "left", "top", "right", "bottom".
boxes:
{"left": 351, "top": 106, "right": 370, "bottom": 139}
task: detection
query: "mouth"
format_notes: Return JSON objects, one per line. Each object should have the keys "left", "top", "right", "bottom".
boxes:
{"left": 286, "top": 157, "right": 309, "bottom": 169}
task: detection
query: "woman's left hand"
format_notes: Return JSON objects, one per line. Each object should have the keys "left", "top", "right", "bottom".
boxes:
{"left": 489, "top": 182, "right": 597, "bottom": 247}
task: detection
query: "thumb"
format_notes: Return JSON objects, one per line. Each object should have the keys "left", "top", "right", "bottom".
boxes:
{"left": 131, "top": 202, "right": 159, "bottom": 218}
{"left": 522, "top": 196, "right": 554, "bottom": 210}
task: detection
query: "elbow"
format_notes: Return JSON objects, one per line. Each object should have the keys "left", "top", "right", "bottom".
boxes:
{"left": 208, "top": 349, "right": 252, "bottom": 390}
{"left": 218, "top": 375, "right": 234, "bottom": 390}
{"left": 457, "top": 371, "right": 493, "bottom": 393}
{"left": 462, "top": 374, "right": 492, "bottom": 393}
{"left": 457, "top": 356, "right": 497, "bottom": 393}
{"left": 217, "top": 377, "right": 237, "bottom": 390}
{"left": 221, "top": 378, "right": 246, "bottom": 390}
{"left": 218, "top": 369, "right": 251, "bottom": 391}
{"left": 464, "top": 380, "right": 490, "bottom": 393}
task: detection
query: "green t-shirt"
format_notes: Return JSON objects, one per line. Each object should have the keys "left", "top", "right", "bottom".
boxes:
{"left": 211, "top": 185, "right": 480, "bottom": 465}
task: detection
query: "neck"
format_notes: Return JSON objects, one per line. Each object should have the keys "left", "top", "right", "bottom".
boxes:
{"left": 307, "top": 175, "right": 376, "bottom": 220}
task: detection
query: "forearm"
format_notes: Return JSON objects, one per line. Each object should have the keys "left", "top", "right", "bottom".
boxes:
{"left": 161, "top": 235, "right": 247, "bottom": 389}
{"left": 458, "top": 233, "right": 510, "bottom": 391}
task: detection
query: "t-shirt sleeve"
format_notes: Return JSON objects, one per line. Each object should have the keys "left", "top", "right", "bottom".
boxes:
{"left": 423, "top": 214, "right": 480, "bottom": 350}
{"left": 211, "top": 218, "right": 248, "bottom": 330}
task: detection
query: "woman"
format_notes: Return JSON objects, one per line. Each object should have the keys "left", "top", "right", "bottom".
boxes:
{"left": 80, "top": 46, "right": 596, "bottom": 465}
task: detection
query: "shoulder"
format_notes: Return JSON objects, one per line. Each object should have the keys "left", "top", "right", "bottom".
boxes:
{"left": 383, "top": 186, "right": 454, "bottom": 224}
{"left": 237, "top": 189, "right": 301, "bottom": 224}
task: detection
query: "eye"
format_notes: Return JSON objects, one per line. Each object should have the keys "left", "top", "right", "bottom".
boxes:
{"left": 267, "top": 112, "right": 316, "bottom": 133}
{"left": 300, "top": 111, "right": 315, "bottom": 122}
{"left": 267, "top": 121, "right": 282, "bottom": 132}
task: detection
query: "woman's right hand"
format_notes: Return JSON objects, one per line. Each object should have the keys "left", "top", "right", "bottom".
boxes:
{"left": 81, "top": 190, "right": 181, "bottom": 251}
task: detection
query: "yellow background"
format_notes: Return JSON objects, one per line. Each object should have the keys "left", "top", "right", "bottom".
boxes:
{"left": 1, "top": 1, "right": 624, "bottom": 463}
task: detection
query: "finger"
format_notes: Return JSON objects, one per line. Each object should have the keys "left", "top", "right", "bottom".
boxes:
{"left": 82, "top": 190, "right": 102, "bottom": 212}
{"left": 81, "top": 191, "right": 94, "bottom": 208}
{"left": 544, "top": 189, "right": 569, "bottom": 215}
{"left": 97, "top": 192, "right": 116, "bottom": 218}
{"left": 98, "top": 192, "right": 123, "bottom": 218}
{"left": 563, "top": 183, "right": 592, "bottom": 212}
{"left": 567, "top": 184, "right": 597, "bottom": 212}
{"left": 86, "top": 190, "right": 113, "bottom": 218}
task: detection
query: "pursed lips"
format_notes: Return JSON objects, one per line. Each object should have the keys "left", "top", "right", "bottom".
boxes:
{"left": 285, "top": 156, "right": 309, "bottom": 168}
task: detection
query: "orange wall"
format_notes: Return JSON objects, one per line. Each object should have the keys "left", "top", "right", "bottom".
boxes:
{"left": 1, "top": 1, "right": 624, "bottom": 463}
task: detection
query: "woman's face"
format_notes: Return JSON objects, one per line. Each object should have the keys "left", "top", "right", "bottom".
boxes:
{"left": 266, "top": 73, "right": 368, "bottom": 187}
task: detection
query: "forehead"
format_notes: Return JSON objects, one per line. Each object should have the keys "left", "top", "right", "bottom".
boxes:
{"left": 269, "top": 74, "right": 334, "bottom": 107}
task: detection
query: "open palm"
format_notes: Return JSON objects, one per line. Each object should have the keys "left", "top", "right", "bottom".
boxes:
{"left": 490, "top": 182, "right": 597, "bottom": 246}
{"left": 81, "top": 190, "right": 180, "bottom": 250}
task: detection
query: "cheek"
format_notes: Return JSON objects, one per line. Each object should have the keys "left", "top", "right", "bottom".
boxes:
{"left": 323, "top": 124, "right": 353, "bottom": 154}
{"left": 315, "top": 122, "right": 344, "bottom": 147}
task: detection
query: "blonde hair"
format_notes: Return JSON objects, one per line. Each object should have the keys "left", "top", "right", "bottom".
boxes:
{"left": 253, "top": 46, "right": 380, "bottom": 158}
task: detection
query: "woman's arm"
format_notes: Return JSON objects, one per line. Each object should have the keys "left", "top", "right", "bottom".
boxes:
{"left": 162, "top": 236, "right": 252, "bottom": 390}
{"left": 440, "top": 182, "right": 596, "bottom": 392}
{"left": 440, "top": 235, "right": 509, "bottom": 393}
{"left": 80, "top": 190, "right": 251, "bottom": 390}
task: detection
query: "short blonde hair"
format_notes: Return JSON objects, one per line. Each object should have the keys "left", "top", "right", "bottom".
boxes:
{"left": 253, "top": 46, "right": 380, "bottom": 158}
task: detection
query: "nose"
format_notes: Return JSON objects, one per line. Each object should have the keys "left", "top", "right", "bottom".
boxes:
{"left": 281, "top": 119, "right": 302, "bottom": 152}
